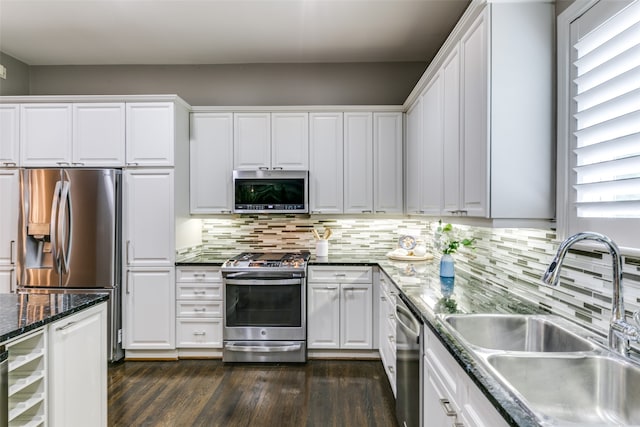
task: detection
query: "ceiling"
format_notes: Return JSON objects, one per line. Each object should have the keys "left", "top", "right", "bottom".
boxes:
{"left": 0, "top": 0, "right": 471, "bottom": 66}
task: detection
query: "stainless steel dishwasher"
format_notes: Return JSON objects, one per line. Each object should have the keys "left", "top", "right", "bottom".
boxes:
{"left": 395, "top": 295, "right": 424, "bottom": 427}
{"left": 1, "top": 346, "right": 7, "bottom": 427}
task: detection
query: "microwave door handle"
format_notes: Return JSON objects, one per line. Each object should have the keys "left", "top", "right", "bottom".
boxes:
{"left": 50, "top": 180, "right": 63, "bottom": 273}
{"left": 58, "top": 180, "right": 72, "bottom": 273}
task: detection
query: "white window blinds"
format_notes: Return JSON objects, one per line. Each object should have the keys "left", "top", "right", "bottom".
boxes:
{"left": 571, "top": 0, "right": 640, "bottom": 220}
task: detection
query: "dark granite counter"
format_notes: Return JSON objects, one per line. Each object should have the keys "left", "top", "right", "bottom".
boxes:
{"left": 0, "top": 293, "right": 109, "bottom": 343}
{"left": 176, "top": 250, "right": 549, "bottom": 426}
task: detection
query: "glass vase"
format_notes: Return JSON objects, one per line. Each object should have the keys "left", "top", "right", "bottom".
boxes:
{"left": 439, "top": 253, "right": 455, "bottom": 278}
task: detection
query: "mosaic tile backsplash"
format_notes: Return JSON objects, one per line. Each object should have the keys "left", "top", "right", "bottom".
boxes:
{"left": 191, "top": 215, "right": 640, "bottom": 345}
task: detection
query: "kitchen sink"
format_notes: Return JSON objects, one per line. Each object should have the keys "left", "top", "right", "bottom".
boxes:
{"left": 487, "top": 354, "right": 640, "bottom": 425}
{"left": 442, "top": 314, "right": 597, "bottom": 352}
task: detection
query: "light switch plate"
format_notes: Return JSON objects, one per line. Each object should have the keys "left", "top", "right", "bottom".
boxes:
{"left": 0, "top": 64, "right": 6, "bottom": 79}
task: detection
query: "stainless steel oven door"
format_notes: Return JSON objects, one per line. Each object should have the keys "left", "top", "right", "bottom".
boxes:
{"left": 223, "top": 277, "right": 306, "bottom": 341}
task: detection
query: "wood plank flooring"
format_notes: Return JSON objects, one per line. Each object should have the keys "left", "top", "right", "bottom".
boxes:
{"left": 108, "top": 359, "right": 398, "bottom": 427}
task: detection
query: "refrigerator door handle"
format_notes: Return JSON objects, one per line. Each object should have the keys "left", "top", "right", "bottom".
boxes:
{"left": 50, "top": 180, "right": 63, "bottom": 273}
{"left": 58, "top": 180, "right": 73, "bottom": 273}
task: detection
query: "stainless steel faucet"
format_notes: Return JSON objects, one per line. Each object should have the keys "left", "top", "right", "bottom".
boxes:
{"left": 542, "top": 232, "right": 640, "bottom": 358}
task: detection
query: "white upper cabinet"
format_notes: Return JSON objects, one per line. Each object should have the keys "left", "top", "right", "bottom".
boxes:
{"left": 126, "top": 102, "right": 175, "bottom": 166}
{"left": 344, "top": 112, "right": 373, "bottom": 214}
{"left": 442, "top": 47, "right": 462, "bottom": 215}
{"left": 234, "top": 113, "right": 271, "bottom": 170}
{"left": 460, "top": 11, "right": 489, "bottom": 217}
{"left": 189, "top": 113, "right": 234, "bottom": 214}
{"left": 234, "top": 112, "right": 309, "bottom": 170}
{"left": 421, "top": 74, "right": 444, "bottom": 216}
{"left": 373, "top": 112, "right": 403, "bottom": 214}
{"left": 406, "top": 2, "right": 554, "bottom": 219}
{"left": 405, "top": 99, "right": 423, "bottom": 214}
{"left": 73, "top": 103, "right": 125, "bottom": 167}
{"left": 21, "top": 103, "right": 126, "bottom": 167}
{"left": 0, "top": 104, "right": 20, "bottom": 167}
{"left": 20, "top": 103, "right": 73, "bottom": 166}
{"left": 309, "top": 112, "right": 344, "bottom": 214}
{"left": 271, "top": 112, "right": 309, "bottom": 170}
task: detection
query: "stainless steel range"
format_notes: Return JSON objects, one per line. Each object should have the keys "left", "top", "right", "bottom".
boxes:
{"left": 221, "top": 252, "right": 309, "bottom": 363}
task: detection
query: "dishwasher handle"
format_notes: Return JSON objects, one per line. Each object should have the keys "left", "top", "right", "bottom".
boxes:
{"left": 395, "top": 303, "right": 421, "bottom": 342}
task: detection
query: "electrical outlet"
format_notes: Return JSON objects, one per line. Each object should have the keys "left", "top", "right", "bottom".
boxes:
{"left": 0, "top": 65, "right": 6, "bottom": 79}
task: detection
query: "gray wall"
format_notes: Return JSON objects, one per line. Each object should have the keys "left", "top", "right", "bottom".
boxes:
{"left": 28, "top": 62, "right": 426, "bottom": 106}
{"left": 0, "top": 52, "right": 30, "bottom": 95}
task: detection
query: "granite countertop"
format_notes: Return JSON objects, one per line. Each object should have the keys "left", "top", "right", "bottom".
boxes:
{"left": 0, "top": 293, "right": 109, "bottom": 343}
{"left": 175, "top": 250, "right": 549, "bottom": 426}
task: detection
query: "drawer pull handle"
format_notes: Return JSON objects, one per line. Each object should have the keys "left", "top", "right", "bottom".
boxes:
{"left": 326, "top": 286, "right": 338, "bottom": 290}
{"left": 194, "top": 308, "right": 207, "bottom": 312}
{"left": 193, "top": 273, "right": 206, "bottom": 278}
{"left": 193, "top": 331, "right": 206, "bottom": 336}
{"left": 440, "top": 399, "right": 457, "bottom": 417}
{"left": 335, "top": 273, "right": 347, "bottom": 277}
{"left": 388, "top": 365, "right": 394, "bottom": 374}
{"left": 56, "top": 321, "right": 77, "bottom": 331}
{"left": 193, "top": 290, "right": 207, "bottom": 295}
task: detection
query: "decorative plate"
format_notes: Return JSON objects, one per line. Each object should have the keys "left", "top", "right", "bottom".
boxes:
{"left": 386, "top": 252, "right": 434, "bottom": 262}
{"left": 398, "top": 235, "right": 417, "bottom": 250}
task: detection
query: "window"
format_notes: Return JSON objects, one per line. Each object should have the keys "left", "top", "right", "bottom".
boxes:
{"left": 558, "top": 0, "right": 640, "bottom": 250}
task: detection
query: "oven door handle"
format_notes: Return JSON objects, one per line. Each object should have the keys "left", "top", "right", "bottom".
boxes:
{"left": 224, "top": 278, "right": 302, "bottom": 286}
{"left": 225, "top": 343, "right": 302, "bottom": 353}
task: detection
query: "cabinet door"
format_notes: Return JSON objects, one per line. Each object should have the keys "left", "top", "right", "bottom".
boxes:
{"left": 190, "top": 113, "right": 233, "bottom": 213}
{"left": 340, "top": 283, "right": 373, "bottom": 349}
{"left": 123, "top": 169, "right": 175, "bottom": 267}
{"left": 0, "top": 169, "right": 18, "bottom": 267}
{"left": 123, "top": 267, "right": 175, "bottom": 349}
{"left": 373, "top": 112, "right": 403, "bottom": 214}
{"left": 405, "top": 99, "right": 423, "bottom": 214}
{"left": 307, "top": 283, "right": 340, "bottom": 349}
{"left": 309, "top": 112, "right": 344, "bottom": 214}
{"left": 0, "top": 104, "right": 19, "bottom": 167}
{"left": 424, "top": 355, "right": 457, "bottom": 427}
{"left": 126, "top": 102, "right": 175, "bottom": 166}
{"left": 460, "top": 11, "right": 489, "bottom": 217}
{"left": 271, "top": 112, "right": 309, "bottom": 170}
{"left": 49, "top": 303, "right": 107, "bottom": 427}
{"left": 421, "top": 74, "right": 444, "bottom": 216}
{"left": 344, "top": 112, "right": 373, "bottom": 214}
{"left": 73, "top": 103, "right": 125, "bottom": 166}
{"left": 233, "top": 113, "right": 271, "bottom": 170}
{"left": 20, "top": 103, "right": 72, "bottom": 166}
{"left": 0, "top": 269, "right": 15, "bottom": 293}
{"left": 442, "top": 47, "right": 462, "bottom": 214}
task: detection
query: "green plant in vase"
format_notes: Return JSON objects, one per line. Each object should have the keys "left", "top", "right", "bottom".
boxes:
{"left": 434, "top": 220, "right": 476, "bottom": 277}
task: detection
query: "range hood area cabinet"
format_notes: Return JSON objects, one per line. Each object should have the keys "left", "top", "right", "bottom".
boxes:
{"left": 189, "top": 109, "right": 403, "bottom": 215}
{"left": 406, "top": 1, "right": 555, "bottom": 219}
{"left": 233, "top": 112, "right": 309, "bottom": 171}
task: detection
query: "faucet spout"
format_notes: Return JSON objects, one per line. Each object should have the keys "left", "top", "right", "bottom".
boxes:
{"left": 542, "top": 232, "right": 637, "bottom": 357}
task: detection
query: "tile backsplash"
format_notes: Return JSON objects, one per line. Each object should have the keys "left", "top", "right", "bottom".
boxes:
{"left": 193, "top": 215, "right": 640, "bottom": 341}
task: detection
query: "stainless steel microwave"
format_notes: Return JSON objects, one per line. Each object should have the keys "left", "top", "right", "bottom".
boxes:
{"left": 232, "top": 170, "right": 309, "bottom": 214}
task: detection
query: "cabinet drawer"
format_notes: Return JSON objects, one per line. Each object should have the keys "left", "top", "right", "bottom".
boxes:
{"left": 176, "top": 283, "right": 222, "bottom": 300}
{"left": 308, "top": 266, "right": 372, "bottom": 283}
{"left": 176, "top": 318, "right": 222, "bottom": 348}
{"left": 176, "top": 301, "right": 223, "bottom": 318}
{"left": 176, "top": 268, "right": 221, "bottom": 283}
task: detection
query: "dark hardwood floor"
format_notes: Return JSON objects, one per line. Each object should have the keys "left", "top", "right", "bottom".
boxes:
{"left": 108, "top": 359, "right": 398, "bottom": 427}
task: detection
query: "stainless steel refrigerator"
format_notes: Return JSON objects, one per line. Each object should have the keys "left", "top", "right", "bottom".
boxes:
{"left": 17, "top": 168, "right": 123, "bottom": 362}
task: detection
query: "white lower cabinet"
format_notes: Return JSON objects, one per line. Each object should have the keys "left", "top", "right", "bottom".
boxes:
{"left": 175, "top": 267, "right": 223, "bottom": 349}
{"left": 49, "top": 303, "right": 107, "bottom": 427}
{"left": 378, "top": 271, "right": 397, "bottom": 396}
{"left": 307, "top": 266, "right": 373, "bottom": 350}
{"left": 423, "top": 326, "right": 508, "bottom": 427}
{"left": 123, "top": 267, "right": 175, "bottom": 351}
